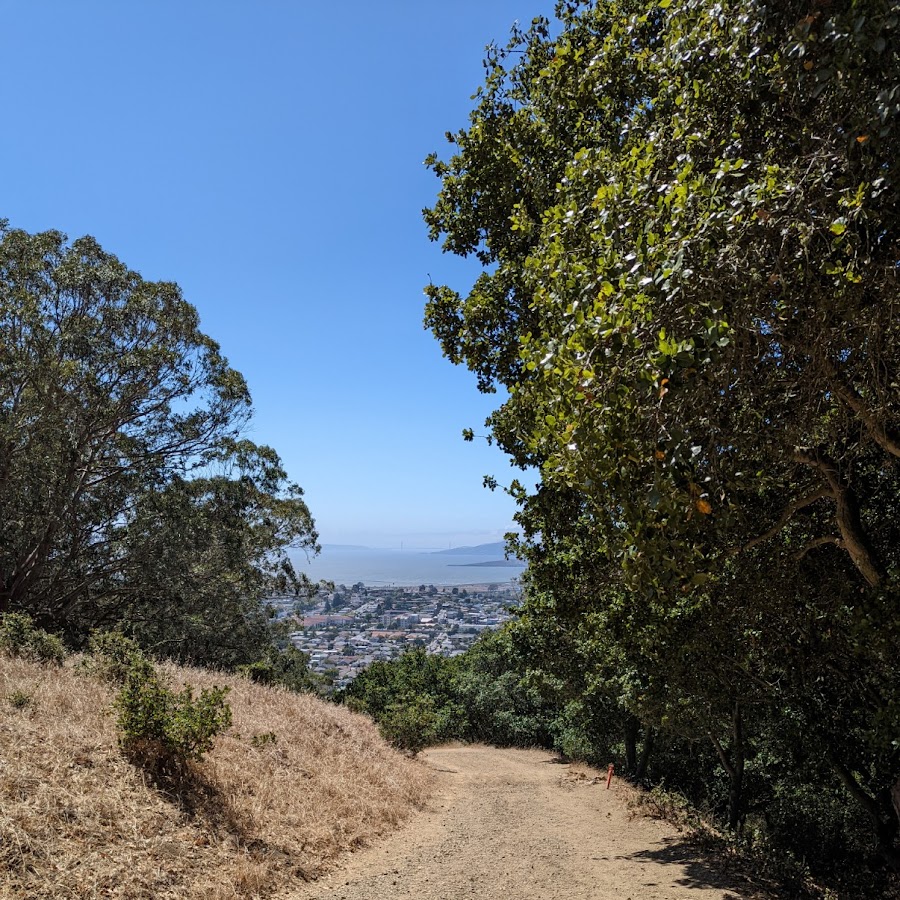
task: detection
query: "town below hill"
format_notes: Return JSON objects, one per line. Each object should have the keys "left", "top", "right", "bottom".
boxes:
{"left": 276, "top": 581, "right": 520, "bottom": 688}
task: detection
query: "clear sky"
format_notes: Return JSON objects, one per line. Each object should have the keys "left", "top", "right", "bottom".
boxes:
{"left": 1, "top": 1, "right": 554, "bottom": 549}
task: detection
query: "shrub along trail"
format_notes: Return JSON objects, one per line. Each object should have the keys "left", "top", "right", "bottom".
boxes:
{"left": 291, "top": 746, "right": 769, "bottom": 900}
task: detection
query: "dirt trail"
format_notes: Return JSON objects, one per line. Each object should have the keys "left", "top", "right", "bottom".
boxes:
{"left": 290, "top": 745, "right": 767, "bottom": 900}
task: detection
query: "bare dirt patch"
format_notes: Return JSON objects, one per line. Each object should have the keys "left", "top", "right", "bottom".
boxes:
{"left": 291, "top": 745, "right": 774, "bottom": 900}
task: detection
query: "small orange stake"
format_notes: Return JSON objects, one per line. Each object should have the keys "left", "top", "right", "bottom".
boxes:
{"left": 606, "top": 763, "right": 614, "bottom": 789}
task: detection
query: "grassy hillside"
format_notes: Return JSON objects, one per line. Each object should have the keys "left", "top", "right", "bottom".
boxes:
{"left": 0, "top": 656, "right": 433, "bottom": 899}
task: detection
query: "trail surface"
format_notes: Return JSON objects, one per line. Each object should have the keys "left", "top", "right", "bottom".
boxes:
{"left": 291, "top": 746, "right": 768, "bottom": 900}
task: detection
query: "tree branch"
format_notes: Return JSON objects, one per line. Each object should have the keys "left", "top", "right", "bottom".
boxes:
{"left": 826, "top": 750, "right": 883, "bottom": 827}
{"left": 821, "top": 360, "right": 900, "bottom": 458}
{"left": 794, "top": 449, "right": 884, "bottom": 587}
{"left": 793, "top": 534, "right": 843, "bottom": 560}
{"left": 709, "top": 733, "right": 736, "bottom": 780}
{"left": 737, "top": 486, "right": 831, "bottom": 554}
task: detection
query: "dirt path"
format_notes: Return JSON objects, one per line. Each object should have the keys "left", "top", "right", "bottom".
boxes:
{"left": 290, "top": 745, "right": 768, "bottom": 900}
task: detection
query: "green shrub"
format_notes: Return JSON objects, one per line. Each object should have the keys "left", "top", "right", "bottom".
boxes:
{"left": 7, "top": 690, "right": 34, "bottom": 710}
{"left": 114, "top": 656, "right": 232, "bottom": 768}
{"left": 0, "top": 613, "right": 66, "bottom": 665}
{"left": 250, "top": 731, "right": 278, "bottom": 749}
{"left": 83, "top": 630, "right": 145, "bottom": 683}
{"left": 379, "top": 696, "right": 441, "bottom": 754}
{"left": 239, "top": 645, "right": 318, "bottom": 693}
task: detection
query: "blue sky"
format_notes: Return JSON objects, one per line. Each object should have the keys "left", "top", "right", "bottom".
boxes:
{"left": 1, "top": 1, "right": 553, "bottom": 548}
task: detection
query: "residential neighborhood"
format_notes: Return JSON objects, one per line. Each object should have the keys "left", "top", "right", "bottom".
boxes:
{"left": 272, "top": 581, "right": 520, "bottom": 689}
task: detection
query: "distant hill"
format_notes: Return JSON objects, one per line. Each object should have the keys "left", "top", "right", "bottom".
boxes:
{"left": 433, "top": 542, "right": 515, "bottom": 557}
{"left": 448, "top": 559, "right": 525, "bottom": 568}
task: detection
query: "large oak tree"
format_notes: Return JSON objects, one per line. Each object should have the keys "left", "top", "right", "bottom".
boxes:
{"left": 425, "top": 0, "right": 900, "bottom": 863}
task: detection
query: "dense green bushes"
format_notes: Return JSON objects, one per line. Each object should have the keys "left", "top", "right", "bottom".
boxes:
{"left": 341, "top": 632, "right": 558, "bottom": 753}
{"left": 0, "top": 613, "right": 66, "bottom": 665}
{"left": 238, "top": 644, "right": 320, "bottom": 694}
{"left": 342, "top": 649, "right": 463, "bottom": 752}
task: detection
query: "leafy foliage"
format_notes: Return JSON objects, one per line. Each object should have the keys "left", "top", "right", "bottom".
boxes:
{"left": 423, "top": 0, "right": 900, "bottom": 886}
{"left": 114, "top": 650, "right": 232, "bottom": 768}
{"left": 343, "top": 634, "right": 561, "bottom": 753}
{"left": 83, "top": 630, "right": 145, "bottom": 684}
{"left": 0, "top": 224, "right": 318, "bottom": 668}
{"left": 426, "top": 0, "right": 900, "bottom": 588}
{"left": 0, "top": 613, "right": 66, "bottom": 665}
{"left": 342, "top": 649, "right": 465, "bottom": 751}
{"left": 239, "top": 644, "right": 320, "bottom": 694}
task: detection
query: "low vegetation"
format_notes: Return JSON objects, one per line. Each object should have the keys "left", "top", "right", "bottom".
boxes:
{"left": 0, "top": 650, "right": 432, "bottom": 899}
{"left": 0, "top": 612, "right": 66, "bottom": 666}
{"left": 345, "top": 628, "right": 897, "bottom": 899}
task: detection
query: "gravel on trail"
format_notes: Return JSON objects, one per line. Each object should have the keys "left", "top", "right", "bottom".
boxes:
{"left": 290, "top": 745, "right": 769, "bottom": 900}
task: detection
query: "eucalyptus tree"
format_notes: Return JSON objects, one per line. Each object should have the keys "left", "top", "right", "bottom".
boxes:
{"left": 0, "top": 224, "right": 317, "bottom": 661}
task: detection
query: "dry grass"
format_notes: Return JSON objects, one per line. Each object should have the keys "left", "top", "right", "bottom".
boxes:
{"left": 0, "top": 655, "right": 433, "bottom": 899}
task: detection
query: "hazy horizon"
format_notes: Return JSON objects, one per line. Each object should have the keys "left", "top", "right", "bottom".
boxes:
{"left": 310, "top": 531, "right": 519, "bottom": 553}
{"left": 291, "top": 543, "right": 524, "bottom": 587}
{"left": 320, "top": 538, "right": 518, "bottom": 553}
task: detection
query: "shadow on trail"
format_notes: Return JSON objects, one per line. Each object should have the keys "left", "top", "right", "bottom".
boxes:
{"left": 617, "top": 834, "right": 773, "bottom": 899}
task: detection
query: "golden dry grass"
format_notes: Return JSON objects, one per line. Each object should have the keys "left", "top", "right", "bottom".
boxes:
{"left": 0, "top": 655, "right": 433, "bottom": 899}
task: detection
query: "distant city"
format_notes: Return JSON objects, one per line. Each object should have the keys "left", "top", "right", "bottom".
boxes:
{"left": 273, "top": 542, "right": 524, "bottom": 689}
{"left": 286, "top": 582, "right": 518, "bottom": 688}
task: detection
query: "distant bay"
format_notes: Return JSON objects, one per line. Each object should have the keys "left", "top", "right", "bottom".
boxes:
{"left": 448, "top": 559, "right": 522, "bottom": 568}
{"left": 290, "top": 545, "right": 525, "bottom": 587}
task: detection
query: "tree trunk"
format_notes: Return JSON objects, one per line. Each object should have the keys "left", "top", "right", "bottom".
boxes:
{"left": 710, "top": 703, "right": 745, "bottom": 831}
{"left": 636, "top": 727, "right": 654, "bottom": 781}
{"left": 828, "top": 754, "right": 900, "bottom": 872}
{"left": 728, "top": 704, "right": 745, "bottom": 831}
{"left": 891, "top": 778, "right": 900, "bottom": 828}
{"left": 624, "top": 716, "right": 639, "bottom": 774}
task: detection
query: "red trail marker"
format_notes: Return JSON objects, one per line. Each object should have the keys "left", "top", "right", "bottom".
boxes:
{"left": 606, "top": 763, "right": 614, "bottom": 789}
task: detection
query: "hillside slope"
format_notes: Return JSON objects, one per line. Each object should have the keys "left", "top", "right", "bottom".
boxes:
{"left": 0, "top": 656, "right": 432, "bottom": 899}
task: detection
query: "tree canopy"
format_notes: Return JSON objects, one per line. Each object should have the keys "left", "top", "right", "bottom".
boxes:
{"left": 427, "top": 0, "right": 900, "bottom": 589}
{"left": 0, "top": 224, "right": 317, "bottom": 665}
{"left": 424, "top": 0, "right": 900, "bottom": 870}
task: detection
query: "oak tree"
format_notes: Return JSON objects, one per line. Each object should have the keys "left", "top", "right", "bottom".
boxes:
{"left": 425, "top": 0, "right": 900, "bottom": 861}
